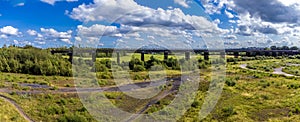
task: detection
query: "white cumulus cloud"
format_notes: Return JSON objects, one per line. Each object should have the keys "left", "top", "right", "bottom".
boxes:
{"left": 41, "top": 0, "right": 78, "bottom": 5}
{"left": 40, "top": 28, "right": 73, "bottom": 44}
{"left": 0, "top": 26, "right": 21, "bottom": 36}
{"left": 15, "top": 3, "right": 25, "bottom": 7}
{"left": 174, "top": 0, "right": 190, "bottom": 8}
{"left": 69, "top": 0, "right": 223, "bottom": 33}
{"left": 27, "top": 30, "right": 38, "bottom": 36}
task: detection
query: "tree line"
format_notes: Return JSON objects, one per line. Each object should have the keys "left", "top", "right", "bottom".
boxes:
{"left": 0, "top": 46, "right": 72, "bottom": 76}
{"left": 268, "top": 46, "right": 299, "bottom": 50}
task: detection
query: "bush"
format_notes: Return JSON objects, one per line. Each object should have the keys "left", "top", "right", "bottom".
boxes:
{"left": 133, "top": 65, "right": 145, "bottom": 72}
{"left": 133, "top": 74, "right": 143, "bottom": 80}
{"left": 221, "top": 106, "right": 236, "bottom": 117}
{"left": 164, "top": 57, "right": 180, "bottom": 70}
{"left": 0, "top": 82, "right": 5, "bottom": 88}
{"left": 50, "top": 86, "right": 58, "bottom": 90}
{"left": 292, "top": 105, "right": 300, "bottom": 114}
{"left": 58, "top": 113, "right": 88, "bottom": 122}
{"left": 96, "top": 72, "right": 112, "bottom": 79}
{"left": 98, "top": 79, "right": 113, "bottom": 86}
{"left": 288, "top": 84, "right": 300, "bottom": 89}
{"left": 95, "top": 63, "right": 108, "bottom": 72}
{"left": 191, "top": 100, "right": 201, "bottom": 108}
{"left": 45, "top": 105, "right": 65, "bottom": 115}
{"left": 258, "top": 80, "right": 270, "bottom": 88}
{"left": 39, "top": 81, "right": 49, "bottom": 86}
{"left": 129, "top": 58, "right": 144, "bottom": 70}
{"left": 225, "top": 79, "right": 236, "bottom": 87}
{"left": 12, "top": 83, "right": 20, "bottom": 89}
{"left": 57, "top": 99, "right": 67, "bottom": 105}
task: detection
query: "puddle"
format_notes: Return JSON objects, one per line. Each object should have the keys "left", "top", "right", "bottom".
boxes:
{"left": 286, "top": 63, "right": 300, "bottom": 66}
{"left": 240, "top": 64, "right": 247, "bottom": 69}
{"left": 19, "top": 83, "right": 51, "bottom": 89}
{"left": 273, "top": 67, "right": 294, "bottom": 77}
{"left": 240, "top": 64, "right": 296, "bottom": 77}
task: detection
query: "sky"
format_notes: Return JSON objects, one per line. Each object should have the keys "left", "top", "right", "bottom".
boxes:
{"left": 0, "top": 0, "right": 300, "bottom": 49}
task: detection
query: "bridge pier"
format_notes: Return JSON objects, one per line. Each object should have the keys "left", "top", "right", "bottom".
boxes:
{"left": 105, "top": 52, "right": 109, "bottom": 57}
{"left": 204, "top": 52, "right": 209, "bottom": 60}
{"left": 220, "top": 52, "right": 226, "bottom": 58}
{"left": 286, "top": 52, "right": 293, "bottom": 56}
{"left": 254, "top": 51, "right": 260, "bottom": 56}
{"left": 141, "top": 52, "right": 145, "bottom": 61}
{"left": 92, "top": 51, "right": 96, "bottom": 62}
{"left": 185, "top": 51, "right": 190, "bottom": 60}
{"left": 246, "top": 52, "right": 251, "bottom": 57}
{"left": 265, "top": 52, "right": 271, "bottom": 56}
{"left": 278, "top": 52, "right": 283, "bottom": 56}
{"left": 68, "top": 53, "right": 73, "bottom": 63}
{"left": 117, "top": 52, "right": 120, "bottom": 65}
{"left": 272, "top": 52, "right": 278, "bottom": 57}
{"left": 234, "top": 52, "right": 239, "bottom": 58}
{"left": 164, "top": 51, "right": 168, "bottom": 61}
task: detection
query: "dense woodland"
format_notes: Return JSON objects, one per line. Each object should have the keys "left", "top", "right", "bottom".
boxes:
{"left": 0, "top": 46, "right": 72, "bottom": 76}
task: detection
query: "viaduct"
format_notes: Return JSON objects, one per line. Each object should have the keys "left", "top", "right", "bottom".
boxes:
{"left": 51, "top": 48, "right": 300, "bottom": 64}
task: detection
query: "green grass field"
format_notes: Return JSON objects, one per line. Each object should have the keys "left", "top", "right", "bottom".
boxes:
{"left": 65, "top": 53, "right": 203, "bottom": 62}
{"left": 0, "top": 98, "right": 26, "bottom": 122}
{"left": 2, "top": 56, "right": 300, "bottom": 121}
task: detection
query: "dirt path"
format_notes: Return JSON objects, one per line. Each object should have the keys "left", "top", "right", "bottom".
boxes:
{"left": 125, "top": 77, "right": 183, "bottom": 122}
{"left": 0, "top": 94, "right": 33, "bottom": 122}
{"left": 0, "top": 77, "right": 183, "bottom": 122}
{"left": 0, "top": 78, "right": 177, "bottom": 95}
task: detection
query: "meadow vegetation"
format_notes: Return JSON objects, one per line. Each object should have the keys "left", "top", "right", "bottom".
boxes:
{"left": 1, "top": 46, "right": 300, "bottom": 121}
{"left": 0, "top": 98, "right": 26, "bottom": 122}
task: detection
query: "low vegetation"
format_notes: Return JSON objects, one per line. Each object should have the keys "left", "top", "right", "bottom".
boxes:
{"left": 0, "top": 98, "right": 26, "bottom": 121}
{"left": 1, "top": 46, "right": 300, "bottom": 121}
{"left": 283, "top": 66, "right": 300, "bottom": 76}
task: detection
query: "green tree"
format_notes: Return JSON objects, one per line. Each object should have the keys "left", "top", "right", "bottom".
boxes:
{"left": 290, "top": 46, "right": 299, "bottom": 50}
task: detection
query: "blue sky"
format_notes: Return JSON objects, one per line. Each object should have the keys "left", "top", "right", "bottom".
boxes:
{"left": 0, "top": 0, "right": 299, "bottom": 49}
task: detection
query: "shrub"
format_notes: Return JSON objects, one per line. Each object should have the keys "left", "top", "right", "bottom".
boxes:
{"left": 292, "top": 105, "right": 300, "bottom": 114}
{"left": 57, "top": 99, "right": 67, "bottom": 105}
{"left": 221, "top": 106, "right": 236, "bottom": 118}
{"left": 288, "top": 84, "right": 300, "bottom": 89}
{"left": 77, "top": 107, "right": 87, "bottom": 112}
{"left": 50, "top": 86, "right": 58, "bottom": 90}
{"left": 225, "top": 79, "right": 236, "bottom": 87}
{"left": 133, "top": 74, "right": 143, "bottom": 80}
{"left": 58, "top": 113, "right": 88, "bottom": 122}
{"left": 98, "top": 80, "right": 108, "bottom": 86}
{"left": 129, "top": 58, "right": 144, "bottom": 70}
{"left": 12, "top": 83, "right": 20, "bottom": 89}
{"left": 95, "top": 61, "right": 109, "bottom": 72}
{"left": 45, "top": 105, "right": 64, "bottom": 115}
{"left": 191, "top": 100, "right": 201, "bottom": 108}
{"left": 9, "top": 91, "right": 17, "bottom": 95}
{"left": 39, "top": 81, "right": 49, "bottom": 86}
{"left": 0, "top": 82, "right": 5, "bottom": 88}
{"left": 133, "top": 65, "right": 145, "bottom": 72}
{"left": 259, "top": 80, "right": 270, "bottom": 88}
{"left": 97, "top": 72, "right": 112, "bottom": 79}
